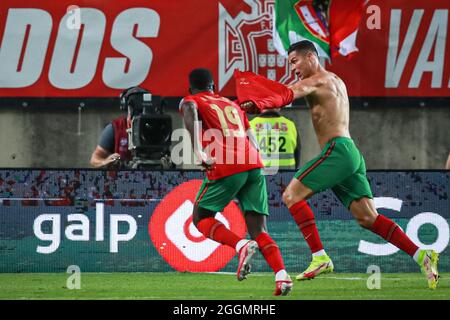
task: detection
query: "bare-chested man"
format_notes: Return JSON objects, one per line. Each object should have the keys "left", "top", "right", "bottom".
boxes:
{"left": 241, "top": 40, "right": 439, "bottom": 289}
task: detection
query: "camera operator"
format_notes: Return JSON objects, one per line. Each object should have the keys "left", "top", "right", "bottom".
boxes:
{"left": 89, "top": 86, "right": 147, "bottom": 169}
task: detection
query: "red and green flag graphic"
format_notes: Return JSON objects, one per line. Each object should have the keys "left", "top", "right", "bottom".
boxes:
{"left": 273, "top": 0, "right": 366, "bottom": 60}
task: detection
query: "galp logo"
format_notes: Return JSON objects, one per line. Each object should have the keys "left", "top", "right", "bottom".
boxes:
{"left": 218, "top": 0, "right": 297, "bottom": 90}
{"left": 149, "top": 180, "right": 246, "bottom": 272}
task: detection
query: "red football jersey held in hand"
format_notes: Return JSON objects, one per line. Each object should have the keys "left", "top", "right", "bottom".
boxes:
{"left": 180, "top": 92, "right": 263, "bottom": 180}
{"left": 234, "top": 70, "right": 294, "bottom": 113}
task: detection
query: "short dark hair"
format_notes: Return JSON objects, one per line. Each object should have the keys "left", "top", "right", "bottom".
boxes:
{"left": 189, "top": 68, "right": 214, "bottom": 91}
{"left": 287, "top": 40, "right": 319, "bottom": 56}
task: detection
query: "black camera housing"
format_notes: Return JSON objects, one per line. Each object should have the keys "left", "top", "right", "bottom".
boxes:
{"left": 129, "top": 113, "right": 172, "bottom": 158}
{"left": 121, "top": 87, "right": 173, "bottom": 164}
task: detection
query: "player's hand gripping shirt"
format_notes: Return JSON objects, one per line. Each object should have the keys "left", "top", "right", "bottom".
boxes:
{"left": 180, "top": 92, "right": 263, "bottom": 180}
{"left": 234, "top": 70, "right": 294, "bottom": 113}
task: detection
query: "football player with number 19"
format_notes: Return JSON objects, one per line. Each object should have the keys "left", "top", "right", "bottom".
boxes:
{"left": 179, "top": 68, "right": 293, "bottom": 296}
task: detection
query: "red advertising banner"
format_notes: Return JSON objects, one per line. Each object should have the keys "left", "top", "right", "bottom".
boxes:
{"left": 0, "top": 0, "right": 448, "bottom": 98}
{"left": 331, "top": 0, "right": 450, "bottom": 97}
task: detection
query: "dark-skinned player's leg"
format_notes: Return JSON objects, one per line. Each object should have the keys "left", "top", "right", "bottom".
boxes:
{"left": 244, "top": 211, "right": 292, "bottom": 295}
{"left": 193, "top": 205, "right": 241, "bottom": 248}
{"left": 237, "top": 168, "right": 292, "bottom": 295}
{"left": 193, "top": 204, "right": 258, "bottom": 281}
{"left": 244, "top": 211, "right": 288, "bottom": 280}
{"left": 193, "top": 173, "right": 259, "bottom": 282}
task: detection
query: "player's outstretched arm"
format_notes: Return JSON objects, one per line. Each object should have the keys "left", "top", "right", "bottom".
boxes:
{"left": 235, "top": 70, "right": 294, "bottom": 112}
{"left": 288, "top": 77, "right": 319, "bottom": 99}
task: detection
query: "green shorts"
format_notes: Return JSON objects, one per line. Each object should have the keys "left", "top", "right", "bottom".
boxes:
{"left": 294, "top": 137, "right": 373, "bottom": 208}
{"left": 195, "top": 168, "right": 269, "bottom": 215}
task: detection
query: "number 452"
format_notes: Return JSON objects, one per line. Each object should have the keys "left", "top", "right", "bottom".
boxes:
{"left": 258, "top": 136, "right": 286, "bottom": 153}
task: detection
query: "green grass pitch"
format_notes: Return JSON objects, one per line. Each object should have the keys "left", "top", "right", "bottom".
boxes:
{"left": 0, "top": 272, "right": 448, "bottom": 300}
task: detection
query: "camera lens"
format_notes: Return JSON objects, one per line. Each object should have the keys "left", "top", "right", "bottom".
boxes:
{"left": 140, "top": 119, "right": 170, "bottom": 144}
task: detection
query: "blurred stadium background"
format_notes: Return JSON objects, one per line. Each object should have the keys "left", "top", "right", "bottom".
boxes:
{"left": 0, "top": 0, "right": 449, "bottom": 299}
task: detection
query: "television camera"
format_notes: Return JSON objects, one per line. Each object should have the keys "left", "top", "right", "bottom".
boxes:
{"left": 120, "top": 87, "right": 173, "bottom": 169}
